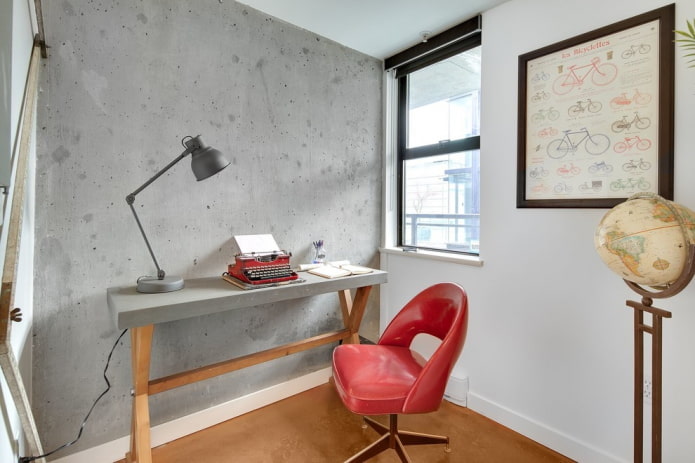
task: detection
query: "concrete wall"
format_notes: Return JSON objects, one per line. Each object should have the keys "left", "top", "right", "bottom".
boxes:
{"left": 33, "top": 0, "right": 382, "bottom": 456}
{"left": 381, "top": 0, "right": 695, "bottom": 462}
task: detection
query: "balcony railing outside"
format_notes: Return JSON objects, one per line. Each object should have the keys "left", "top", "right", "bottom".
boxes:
{"left": 405, "top": 213, "right": 480, "bottom": 253}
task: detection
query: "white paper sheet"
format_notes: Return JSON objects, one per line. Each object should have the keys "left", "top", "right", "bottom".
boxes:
{"left": 234, "top": 234, "right": 281, "bottom": 254}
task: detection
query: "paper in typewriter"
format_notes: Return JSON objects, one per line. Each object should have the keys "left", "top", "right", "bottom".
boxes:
{"left": 234, "top": 234, "right": 281, "bottom": 255}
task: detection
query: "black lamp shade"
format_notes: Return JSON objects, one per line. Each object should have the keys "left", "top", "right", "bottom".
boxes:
{"left": 191, "top": 145, "right": 230, "bottom": 181}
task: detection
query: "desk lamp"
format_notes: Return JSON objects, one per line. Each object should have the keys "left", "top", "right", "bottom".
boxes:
{"left": 126, "top": 135, "right": 230, "bottom": 293}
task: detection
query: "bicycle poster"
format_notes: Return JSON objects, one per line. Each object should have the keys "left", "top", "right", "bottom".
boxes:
{"left": 517, "top": 5, "right": 674, "bottom": 208}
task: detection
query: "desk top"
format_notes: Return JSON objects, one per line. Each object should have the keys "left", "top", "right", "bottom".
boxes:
{"left": 107, "top": 270, "right": 387, "bottom": 329}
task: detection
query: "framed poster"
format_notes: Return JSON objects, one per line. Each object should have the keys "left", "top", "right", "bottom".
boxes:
{"left": 517, "top": 5, "right": 674, "bottom": 208}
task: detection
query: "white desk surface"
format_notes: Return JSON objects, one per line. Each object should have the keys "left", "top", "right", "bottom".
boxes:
{"left": 107, "top": 270, "right": 387, "bottom": 329}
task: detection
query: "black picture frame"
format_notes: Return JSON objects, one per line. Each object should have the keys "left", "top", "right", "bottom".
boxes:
{"left": 517, "top": 4, "right": 674, "bottom": 208}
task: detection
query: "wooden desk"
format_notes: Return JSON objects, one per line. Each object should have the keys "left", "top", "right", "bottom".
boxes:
{"left": 107, "top": 270, "right": 387, "bottom": 463}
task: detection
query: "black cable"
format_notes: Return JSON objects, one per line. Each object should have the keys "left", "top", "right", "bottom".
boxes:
{"left": 19, "top": 328, "right": 128, "bottom": 463}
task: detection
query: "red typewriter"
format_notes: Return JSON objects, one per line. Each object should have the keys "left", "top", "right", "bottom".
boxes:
{"left": 227, "top": 252, "right": 299, "bottom": 285}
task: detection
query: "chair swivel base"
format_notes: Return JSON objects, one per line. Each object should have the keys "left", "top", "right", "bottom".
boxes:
{"left": 345, "top": 414, "right": 450, "bottom": 463}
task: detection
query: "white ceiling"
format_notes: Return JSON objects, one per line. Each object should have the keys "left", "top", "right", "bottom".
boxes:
{"left": 235, "top": 0, "right": 509, "bottom": 59}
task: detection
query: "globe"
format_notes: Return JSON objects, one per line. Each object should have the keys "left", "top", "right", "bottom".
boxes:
{"left": 594, "top": 193, "right": 695, "bottom": 288}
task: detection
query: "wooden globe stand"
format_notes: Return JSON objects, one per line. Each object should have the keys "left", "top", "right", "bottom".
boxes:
{"left": 623, "top": 237, "right": 695, "bottom": 463}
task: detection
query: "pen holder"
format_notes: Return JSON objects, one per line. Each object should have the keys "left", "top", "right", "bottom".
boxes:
{"left": 312, "top": 240, "right": 326, "bottom": 264}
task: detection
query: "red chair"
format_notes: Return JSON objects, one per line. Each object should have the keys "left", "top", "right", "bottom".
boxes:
{"left": 332, "top": 282, "right": 469, "bottom": 463}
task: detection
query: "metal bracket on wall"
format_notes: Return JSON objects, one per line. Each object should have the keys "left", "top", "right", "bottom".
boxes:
{"left": 33, "top": 0, "right": 48, "bottom": 58}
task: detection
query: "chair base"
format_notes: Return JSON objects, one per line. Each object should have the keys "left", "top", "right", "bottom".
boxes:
{"left": 345, "top": 414, "right": 450, "bottom": 463}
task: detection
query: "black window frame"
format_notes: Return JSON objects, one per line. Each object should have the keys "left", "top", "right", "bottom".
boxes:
{"left": 388, "top": 16, "right": 482, "bottom": 254}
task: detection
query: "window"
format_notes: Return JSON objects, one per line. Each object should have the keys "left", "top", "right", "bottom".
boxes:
{"left": 388, "top": 18, "right": 481, "bottom": 255}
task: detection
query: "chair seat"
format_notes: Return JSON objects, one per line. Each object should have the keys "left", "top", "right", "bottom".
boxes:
{"left": 332, "top": 344, "right": 427, "bottom": 415}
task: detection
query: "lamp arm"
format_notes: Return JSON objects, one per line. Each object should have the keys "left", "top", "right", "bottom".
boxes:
{"left": 126, "top": 147, "right": 193, "bottom": 200}
{"left": 128, "top": 201, "right": 165, "bottom": 279}
{"left": 125, "top": 145, "right": 195, "bottom": 279}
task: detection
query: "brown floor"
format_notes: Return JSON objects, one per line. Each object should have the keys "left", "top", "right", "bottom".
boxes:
{"left": 117, "top": 383, "right": 575, "bottom": 462}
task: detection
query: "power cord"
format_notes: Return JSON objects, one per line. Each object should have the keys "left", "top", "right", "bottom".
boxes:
{"left": 19, "top": 328, "right": 128, "bottom": 463}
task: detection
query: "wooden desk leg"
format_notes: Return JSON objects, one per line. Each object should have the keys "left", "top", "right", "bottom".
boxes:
{"left": 127, "top": 325, "right": 154, "bottom": 463}
{"left": 344, "top": 286, "right": 372, "bottom": 344}
{"left": 338, "top": 289, "right": 353, "bottom": 328}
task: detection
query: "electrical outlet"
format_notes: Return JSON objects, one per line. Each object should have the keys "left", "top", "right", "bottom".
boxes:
{"left": 643, "top": 377, "right": 652, "bottom": 403}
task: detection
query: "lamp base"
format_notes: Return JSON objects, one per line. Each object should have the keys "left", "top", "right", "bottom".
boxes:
{"left": 136, "top": 275, "right": 185, "bottom": 293}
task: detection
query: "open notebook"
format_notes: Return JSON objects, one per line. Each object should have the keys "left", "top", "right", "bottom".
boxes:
{"left": 308, "top": 264, "right": 373, "bottom": 279}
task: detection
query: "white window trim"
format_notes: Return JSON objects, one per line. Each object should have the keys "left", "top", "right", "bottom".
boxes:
{"left": 380, "top": 246, "right": 483, "bottom": 266}
{"left": 382, "top": 69, "right": 399, "bottom": 249}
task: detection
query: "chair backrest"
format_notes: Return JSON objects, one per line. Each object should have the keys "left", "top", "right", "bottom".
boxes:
{"left": 378, "top": 282, "right": 469, "bottom": 413}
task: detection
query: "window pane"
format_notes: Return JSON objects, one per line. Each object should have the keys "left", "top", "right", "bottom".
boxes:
{"left": 407, "top": 47, "right": 481, "bottom": 149}
{"left": 403, "top": 150, "right": 480, "bottom": 254}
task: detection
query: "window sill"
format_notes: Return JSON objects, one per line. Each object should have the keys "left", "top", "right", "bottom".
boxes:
{"left": 379, "top": 247, "right": 483, "bottom": 267}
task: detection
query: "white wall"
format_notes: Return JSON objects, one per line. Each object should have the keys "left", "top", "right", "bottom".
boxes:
{"left": 381, "top": 1, "right": 695, "bottom": 462}
{"left": 1, "top": 0, "right": 33, "bottom": 189}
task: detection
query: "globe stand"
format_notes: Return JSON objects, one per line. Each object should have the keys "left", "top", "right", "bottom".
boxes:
{"left": 623, "top": 244, "right": 695, "bottom": 463}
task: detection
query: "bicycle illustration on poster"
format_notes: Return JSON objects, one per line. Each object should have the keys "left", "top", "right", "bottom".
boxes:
{"left": 517, "top": 5, "right": 674, "bottom": 208}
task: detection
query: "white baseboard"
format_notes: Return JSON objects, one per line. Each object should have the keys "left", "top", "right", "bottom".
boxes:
{"left": 468, "top": 391, "right": 627, "bottom": 463}
{"left": 53, "top": 367, "right": 333, "bottom": 463}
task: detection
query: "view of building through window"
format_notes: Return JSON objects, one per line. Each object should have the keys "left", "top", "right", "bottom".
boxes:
{"left": 409, "top": 91, "right": 479, "bottom": 148}
{"left": 401, "top": 46, "right": 481, "bottom": 254}
{"left": 403, "top": 150, "right": 480, "bottom": 252}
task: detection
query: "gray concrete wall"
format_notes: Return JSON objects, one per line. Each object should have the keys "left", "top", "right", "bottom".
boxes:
{"left": 33, "top": 0, "right": 382, "bottom": 455}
